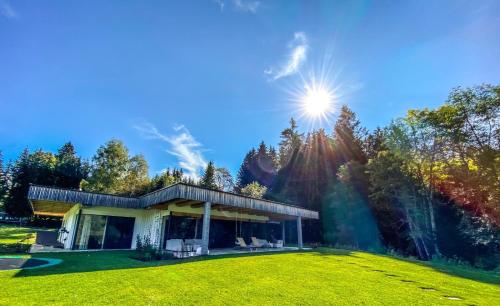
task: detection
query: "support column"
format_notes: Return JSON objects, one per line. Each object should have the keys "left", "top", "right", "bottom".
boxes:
{"left": 201, "top": 202, "right": 211, "bottom": 255}
{"left": 297, "top": 216, "right": 303, "bottom": 249}
{"left": 282, "top": 221, "right": 286, "bottom": 246}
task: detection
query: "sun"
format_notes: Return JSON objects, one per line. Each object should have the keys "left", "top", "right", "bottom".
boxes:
{"left": 301, "top": 84, "right": 333, "bottom": 118}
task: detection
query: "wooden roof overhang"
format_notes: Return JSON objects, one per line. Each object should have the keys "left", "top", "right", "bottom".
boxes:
{"left": 28, "top": 183, "right": 319, "bottom": 221}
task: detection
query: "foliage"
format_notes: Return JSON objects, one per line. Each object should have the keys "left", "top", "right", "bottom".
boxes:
{"left": 199, "top": 161, "right": 218, "bottom": 190}
{"left": 278, "top": 118, "right": 303, "bottom": 168}
{"left": 133, "top": 234, "right": 172, "bottom": 261}
{"left": 240, "top": 181, "right": 267, "bottom": 198}
{"left": 54, "top": 142, "right": 88, "bottom": 189}
{"left": 147, "top": 168, "right": 190, "bottom": 192}
{"left": 236, "top": 142, "right": 278, "bottom": 191}
{"left": 83, "top": 139, "right": 150, "bottom": 196}
{"left": 214, "top": 167, "right": 234, "bottom": 191}
{"left": 0, "top": 249, "right": 498, "bottom": 305}
{"left": 0, "top": 151, "right": 7, "bottom": 210}
{"left": 5, "top": 149, "right": 57, "bottom": 216}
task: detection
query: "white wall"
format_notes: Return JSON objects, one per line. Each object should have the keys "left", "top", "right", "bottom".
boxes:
{"left": 131, "top": 209, "right": 169, "bottom": 249}
{"left": 61, "top": 205, "right": 169, "bottom": 250}
{"left": 59, "top": 204, "right": 81, "bottom": 249}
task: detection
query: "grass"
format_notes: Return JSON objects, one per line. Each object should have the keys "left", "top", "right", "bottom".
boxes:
{"left": 0, "top": 225, "right": 498, "bottom": 305}
{"left": 0, "top": 224, "right": 37, "bottom": 253}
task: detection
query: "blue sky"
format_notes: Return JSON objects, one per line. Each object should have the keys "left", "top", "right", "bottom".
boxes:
{"left": 1, "top": 0, "right": 499, "bottom": 178}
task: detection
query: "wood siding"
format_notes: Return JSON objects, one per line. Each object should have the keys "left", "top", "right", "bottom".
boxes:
{"left": 28, "top": 183, "right": 319, "bottom": 219}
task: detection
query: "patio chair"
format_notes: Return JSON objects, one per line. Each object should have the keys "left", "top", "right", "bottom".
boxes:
{"left": 235, "top": 237, "right": 255, "bottom": 250}
{"left": 184, "top": 239, "right": 203, "bottom": 255}
{"left": 165, "top": 239, "right": 183, "bottom": 252}
{"left": 273, "top": 240, "right": 283, "bottom": 248}
{"left": 251, "top": 237, "right": 270, "bottom": 248}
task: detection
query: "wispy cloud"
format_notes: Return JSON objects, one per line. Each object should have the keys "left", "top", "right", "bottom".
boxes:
{"left": 213, "top": 0, "right": 260, "bottom": 14}
{"left": 233, "top": 0, "right": 260, "bottom": 13}
{"left": 213, "top": 0, "right": 225, "bottom": 12}
{"left": 0, "top": 1, "right": 18, "bottom": 19}
{"left": 265, "top": 32, "right": 308, "bottom": 81}
{"left": 134, "top": 122, "right": 207, "bottom": 180}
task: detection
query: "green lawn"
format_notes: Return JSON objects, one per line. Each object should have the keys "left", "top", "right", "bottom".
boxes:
{"left": 0, "top": 224, "right": 37, "bottom": 253}
{"left": 0, "top": 250, "right": 497, "bottom": 305}
{"left": 0, "top": 224, "right": 37, "bottom": 245}
{"left": 0, "top": 226, "right": 498, "bottom": 305}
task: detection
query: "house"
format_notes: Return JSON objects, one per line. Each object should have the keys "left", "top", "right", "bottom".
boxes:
{"left": 27, "top": 183, "right": 319, "bottom": 254}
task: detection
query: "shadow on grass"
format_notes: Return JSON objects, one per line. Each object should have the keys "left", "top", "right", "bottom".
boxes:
{"left": 316, "top": 247, "right": 500, "bottom": 285}
{"left": 13, "top": 248, "right": 500, "bottom": 286}
{"left": 13, "top": 249, "right": 323, "bottom": 278}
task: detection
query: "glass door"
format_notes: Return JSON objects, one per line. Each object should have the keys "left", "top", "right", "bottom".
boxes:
{"left": 74, "top": 215, "right": 135, "bottom": 250}
{"left": 74, "top": 215, "right": 107, "bottom": 250}
{"left": 103, "top": 216, "right": 135, "bottom": 249}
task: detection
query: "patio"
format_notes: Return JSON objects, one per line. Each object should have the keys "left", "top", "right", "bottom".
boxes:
{"left": 208, "top": 246, "right": 309, "bottom": 256}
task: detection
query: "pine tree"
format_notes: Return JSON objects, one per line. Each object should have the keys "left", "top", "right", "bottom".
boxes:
{"left": 235, "top": 148, "right": 257, "bottom": 192}
{"left": 333, "top": 105, "right": 367, "bottom": 164}
{"left": 55, "top": 142, "right": 88, "bottom": 188}
{"left": 5, "top": 149, "right": 57, "bottom": 216}
{"left": 278, "top": 118, "right": 303, "bottom": 168}
{"left": 0, "top": 151, "right": 7, "bottom": 210}
{"left": 200, "top": 161, "right": 218, "bottom": 189}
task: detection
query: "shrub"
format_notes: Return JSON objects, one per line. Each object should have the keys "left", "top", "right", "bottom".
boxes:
{"left": 133, "top": 234, "right": 174, "bottom": 261}
{"left": 0, "top": 243, "right": 31, "bottom": 254}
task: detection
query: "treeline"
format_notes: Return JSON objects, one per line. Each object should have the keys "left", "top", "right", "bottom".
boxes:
{"left": 235, "top": 84, "right": 499, "bottom": 269}
{"left": 0, "top": 140, "right": 199, "bottom": 217}
{"left": 0, "top": 84, "right": 498, "bottom": 268}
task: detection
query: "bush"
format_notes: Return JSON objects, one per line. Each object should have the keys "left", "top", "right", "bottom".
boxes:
{"left": 0, "top": 242, "right": 31, "bottom": 254}
{"left": 132, "top": 234, "right": 174, "bottom": 261}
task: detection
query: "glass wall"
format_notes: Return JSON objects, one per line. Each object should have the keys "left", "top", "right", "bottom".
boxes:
{"left": 74, "top": 214, "right": 135, "bottom": 250}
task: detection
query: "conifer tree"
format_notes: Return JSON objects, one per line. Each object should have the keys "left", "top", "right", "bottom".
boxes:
{"left": 278, "top": 118, "right": 303, "bottom": 168}
{"left": 55, "top": 142, "right": 88, "bottom": 188}
{"left": 0, "top": 151, "right": 7, "bottom": 210}
{"left": 200, "top": 161, "right": 218, "bottom": 189}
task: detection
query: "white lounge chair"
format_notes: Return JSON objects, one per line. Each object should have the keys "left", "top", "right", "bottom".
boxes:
{"left": 236, "top": 237, "right": 255, "bottom": 250}
{"left": 165, "top": 239, "right": 183, "bottom": 252}
{"left": 273, "top": 240, "right": 283, "bottom": 248}
{"left": 251, "top": 237, "right": 271, "bottom": 248}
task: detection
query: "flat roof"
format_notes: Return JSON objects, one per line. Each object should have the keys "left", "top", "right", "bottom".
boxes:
{"left": 28, "top": 183, "right": 319, "bottom": 219}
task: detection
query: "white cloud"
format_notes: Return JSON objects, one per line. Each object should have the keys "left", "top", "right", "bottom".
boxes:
{"left": 213, "top": 0, "right": 260, "bottom": 14}
{"left": 213, "top": 0, "right": 225, "bottom": 12}
{"left": 266, "top": 32, "right": 308, "bottom": 81}
{"left": 0, "top": 1, "right": 18, "bottom": 19}
{"left": 134, "top": 122, "right": 207, "bottom": 180}
{"left": 233, "top": 0, "right": 260, "bottom": 13}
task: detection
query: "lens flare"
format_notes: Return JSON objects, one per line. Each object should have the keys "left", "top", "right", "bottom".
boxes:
{"left": 302, "top": 84, "right": 333, "bottom": 117}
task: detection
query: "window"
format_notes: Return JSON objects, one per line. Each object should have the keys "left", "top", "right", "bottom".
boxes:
{"left": 74, "top": 214, "right": 135, "bottom": 250}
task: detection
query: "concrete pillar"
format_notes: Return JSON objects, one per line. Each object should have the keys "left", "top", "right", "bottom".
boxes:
{"left": 297, "top": 216, "right": 303, "bottom": 249}
{"left": 201, "top": 202, "right": 211, "bottom": 255}
{"left": 282, "top": 221, "right": 286, "bottom": 246}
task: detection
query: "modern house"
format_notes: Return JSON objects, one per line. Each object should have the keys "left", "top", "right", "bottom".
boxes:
{"left": 27, "top": 183, "right": 319, "bottom": 254}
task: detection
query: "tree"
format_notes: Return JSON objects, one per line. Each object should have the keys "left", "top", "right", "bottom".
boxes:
{"left": 84, "top": 139, "right": 150, "bottom": 196}
{"left": 200, "top": 161, "right": 218, "bottom": 189}
{"left": 235, "top": 148, "right": 257, "bottom": 192}
{"left": 123, "top": 155, "right": 149, "bottom": 196}
{"left": 54, "top": 142, "right": 88, "bottom": 189}
{"left": 147, "top": 168, "right": 189, "bottom": 193}
{"left": 0, "top": 151, "right": 7, "bottom": 210}
{"left": 333, "top": 105, "right": 367, "bottom": 164}
{"left": 278, "top": 118, "right": 303, "bottom": 168}
{"left": 235, "top": 142, "right": 277, "bottom": 192}
{"left": 214, "top": 167, "right": 234, "bottom": 191}
{"left": 5, "top": 149, "right": 57, "bottom": 217}
{"left": 240, "top": 181, "right": 267, "bottom": 199}
{"left": 367, "top": 151, "right": 432, "bottom": 259}
{"left": 364, "top": 127, "right": 387, "bottom": 160}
